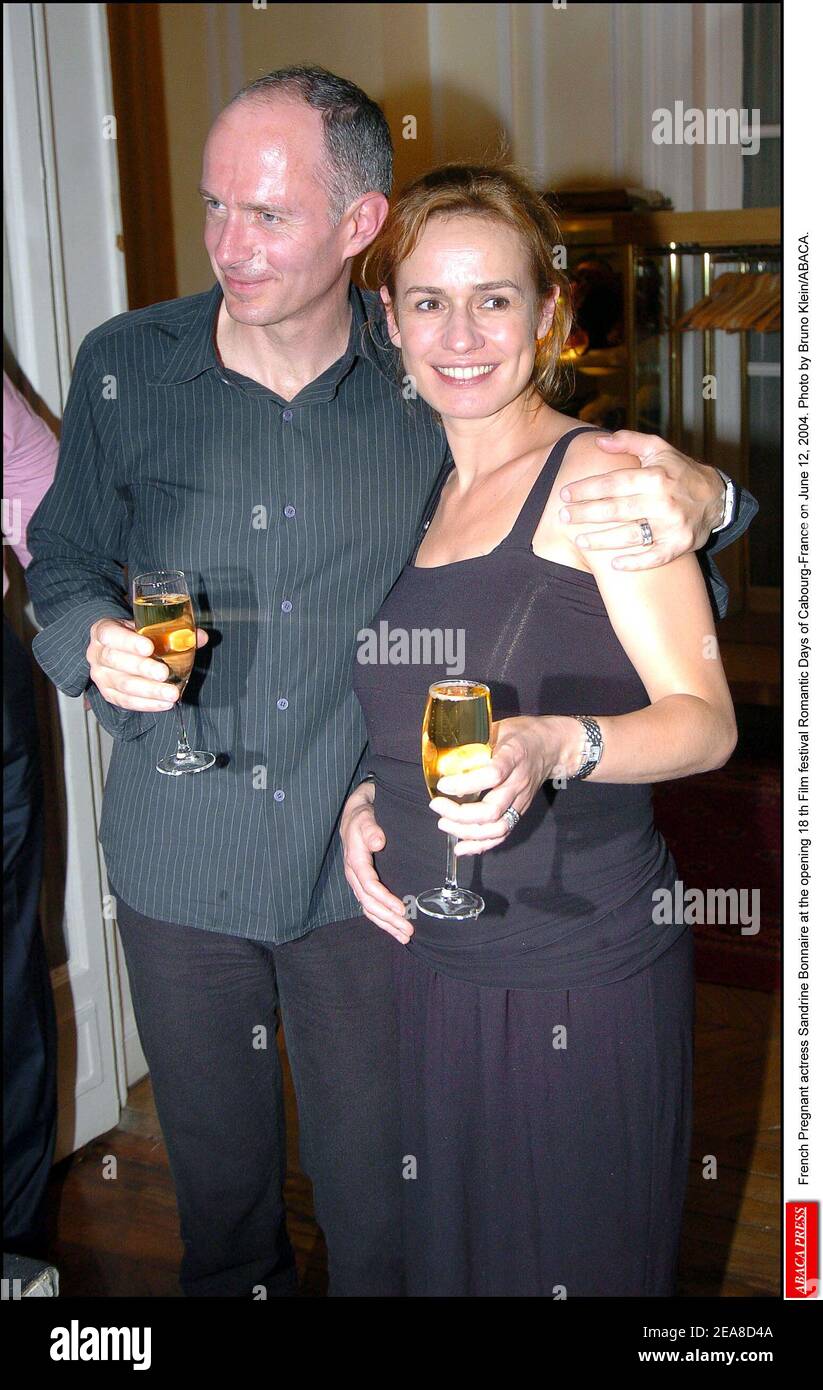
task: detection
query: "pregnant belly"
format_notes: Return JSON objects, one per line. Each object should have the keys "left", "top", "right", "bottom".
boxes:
{"left": 371, "top": 761, "right": 443, "bottom": 906}
{"left": 371, "top": 755, "right": 668, "bottom": 944}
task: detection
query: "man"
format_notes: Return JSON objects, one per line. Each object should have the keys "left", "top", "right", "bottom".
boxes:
{"left": 26, "top": 65, "right": 756, "bottom": 1297}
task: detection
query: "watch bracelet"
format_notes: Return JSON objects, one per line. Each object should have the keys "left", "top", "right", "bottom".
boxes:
{"left": 569, "top": 714, "right": 603, "bottom": 781}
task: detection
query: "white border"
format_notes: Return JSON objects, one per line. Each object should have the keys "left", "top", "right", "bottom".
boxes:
{"left": 782, "top": 0, "right": 821, "bottom": 1302}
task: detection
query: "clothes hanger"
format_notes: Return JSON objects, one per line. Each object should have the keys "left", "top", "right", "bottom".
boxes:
{"left": 723, "top": 273, "right": 777, "bottom": 330}
{"left": 674, "top": 273, "right": 739, "bottom": 331}
{"left": 675, "top": 270, "right": 780, "bottom": 333}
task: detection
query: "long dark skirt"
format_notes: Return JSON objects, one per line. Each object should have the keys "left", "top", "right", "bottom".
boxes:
{"left": 392, "top": 926, "right": 694, "bottom": 1297}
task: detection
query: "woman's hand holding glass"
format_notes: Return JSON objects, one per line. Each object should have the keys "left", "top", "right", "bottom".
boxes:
{"left": 428, "top": 714, "right": 582, "bottom": 855}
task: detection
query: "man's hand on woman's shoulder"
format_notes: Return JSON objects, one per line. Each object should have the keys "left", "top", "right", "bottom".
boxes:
{"left": 557, "top": 429, "right": 727, "bottom": 570}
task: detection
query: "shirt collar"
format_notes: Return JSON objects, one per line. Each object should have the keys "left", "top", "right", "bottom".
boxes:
{"left": 156, "top": 279, "right": 399, "bottom": 400}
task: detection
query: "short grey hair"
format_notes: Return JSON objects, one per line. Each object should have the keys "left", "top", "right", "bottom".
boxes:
{"left": 229, "top": 65, "right": 393, "bottom": 224}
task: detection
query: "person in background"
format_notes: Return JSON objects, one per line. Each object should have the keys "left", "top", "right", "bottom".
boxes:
{"left": 3, "top": 371, "right": 60, "bottom": 1259}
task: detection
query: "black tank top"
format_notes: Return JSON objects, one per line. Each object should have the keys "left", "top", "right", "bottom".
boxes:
{"left": 352, "top": 424, "right": 683, "bottom": 988}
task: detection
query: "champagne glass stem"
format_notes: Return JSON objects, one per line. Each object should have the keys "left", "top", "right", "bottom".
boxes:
{"left": 173, "top": 698, "right": 193, "bottom": 761}
{"left": 443, "top": 833, "right": 460, "bottom": 898}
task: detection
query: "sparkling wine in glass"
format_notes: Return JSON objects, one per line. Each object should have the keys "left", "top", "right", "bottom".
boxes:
{"left": 132, "top": 570, "right": 216, "bottom": 776}
{"left": 416, "top": 679, "right": 492, "bottom": 920}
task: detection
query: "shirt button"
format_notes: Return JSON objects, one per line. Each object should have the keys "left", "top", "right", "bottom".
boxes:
{"left": 282, "top": 409, "right": 293, "bottom": 422}
{"left": 273, "top": 789, "right": 286, "bottom": 802}
{"left": 281, "top": 599, "right": 292, "bottom": 613}
{"left": 283, "top": 505, "right": 296, "bottom": 518}
{"left": 276, "top": 697, "right": 289, "bottom": 711}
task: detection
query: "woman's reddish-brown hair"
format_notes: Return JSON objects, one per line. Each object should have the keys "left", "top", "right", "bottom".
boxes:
{"left": 361, "top": 161, "right": 573, "bottom": 404}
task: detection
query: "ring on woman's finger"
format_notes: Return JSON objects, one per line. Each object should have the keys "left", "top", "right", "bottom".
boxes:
{"left": 638, "top": 517, "right": 654, "bottom": 547}
{"left": 502, "top": 805, "right": 521, "bottom": 833}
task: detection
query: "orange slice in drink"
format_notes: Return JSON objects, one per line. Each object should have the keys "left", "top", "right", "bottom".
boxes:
{"left": 437, "top": 744, "right": 492, "bottom": 778}
{"left": 167, "top": 628, "right": 196, "bottom": 652}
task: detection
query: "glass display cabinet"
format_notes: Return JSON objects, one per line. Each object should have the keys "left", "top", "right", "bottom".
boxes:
{"left": 557, "top": 209, "right": 781, "bottom": 703}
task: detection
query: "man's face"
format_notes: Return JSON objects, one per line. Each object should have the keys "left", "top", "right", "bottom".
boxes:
{"left": 201, "top": 98, "right": 351, "bottom": 326}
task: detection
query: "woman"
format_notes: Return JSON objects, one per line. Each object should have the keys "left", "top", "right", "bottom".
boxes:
{"left": 336, "top": 164, "right": 737, "bottom": 1297}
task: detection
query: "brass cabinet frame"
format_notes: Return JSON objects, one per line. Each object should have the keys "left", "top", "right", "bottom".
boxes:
{"left": 559, "top": 209, "right": 780, "bottom": 625}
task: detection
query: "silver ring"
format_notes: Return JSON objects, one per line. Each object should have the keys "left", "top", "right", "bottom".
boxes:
{"left": 502, "top": 806, "right": 520, "bottom": 833}
{"left": 639, "top": 518, "right": 654, "bottom": 547}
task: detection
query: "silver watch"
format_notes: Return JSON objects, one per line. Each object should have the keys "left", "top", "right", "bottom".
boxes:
{"left": 711, "top": 468, "right": 736, "bottom": 533}
{"left": 570, "top": 716, "right": 603, "bottom": 780}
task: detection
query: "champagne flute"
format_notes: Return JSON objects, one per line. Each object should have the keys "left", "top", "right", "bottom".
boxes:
{"left": 132, "top": 570, "right": 216, "bottom": 776}
{"left": 416, "top": 679, "right": 492, "bottom": 920}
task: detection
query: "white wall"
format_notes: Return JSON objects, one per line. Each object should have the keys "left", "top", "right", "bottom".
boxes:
{"left": 157, "top": 2, "right": 746, "bottom": 297}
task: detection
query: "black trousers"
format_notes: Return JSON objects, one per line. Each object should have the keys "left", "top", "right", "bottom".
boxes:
{"left": 3, "top": 618, "right": 57, "bottom": 1255}
{"left": 113, "top": 898, "right": 402, "bottom": 1297}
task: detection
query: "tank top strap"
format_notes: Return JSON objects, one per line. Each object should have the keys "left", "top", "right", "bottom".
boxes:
{"left": 500, "top": 424, "right": 603, "bottom": 551}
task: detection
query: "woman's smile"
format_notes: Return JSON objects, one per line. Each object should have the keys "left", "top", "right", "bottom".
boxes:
{"left": 431, "top": 363, "right": 499, "bottom": 384}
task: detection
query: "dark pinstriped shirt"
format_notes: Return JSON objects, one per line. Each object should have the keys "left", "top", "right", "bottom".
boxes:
{"left": 26, "top": 279, "right": 755, "bottom": 944}
{"left": 26, "top": 281, "right": 449, "bottom": 942}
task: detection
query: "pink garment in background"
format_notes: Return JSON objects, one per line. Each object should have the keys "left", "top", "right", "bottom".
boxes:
{"left": 3, "top": 371, "right": 60, "bottom": 595}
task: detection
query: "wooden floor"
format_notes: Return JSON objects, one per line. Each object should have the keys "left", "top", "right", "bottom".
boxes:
{"left": 43, "top": 976, "right": 780, "bottom": 1298}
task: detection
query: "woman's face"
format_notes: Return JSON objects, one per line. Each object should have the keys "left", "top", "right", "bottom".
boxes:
{"left": 382, "top": 214, "right": 558, "bottom": 420}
